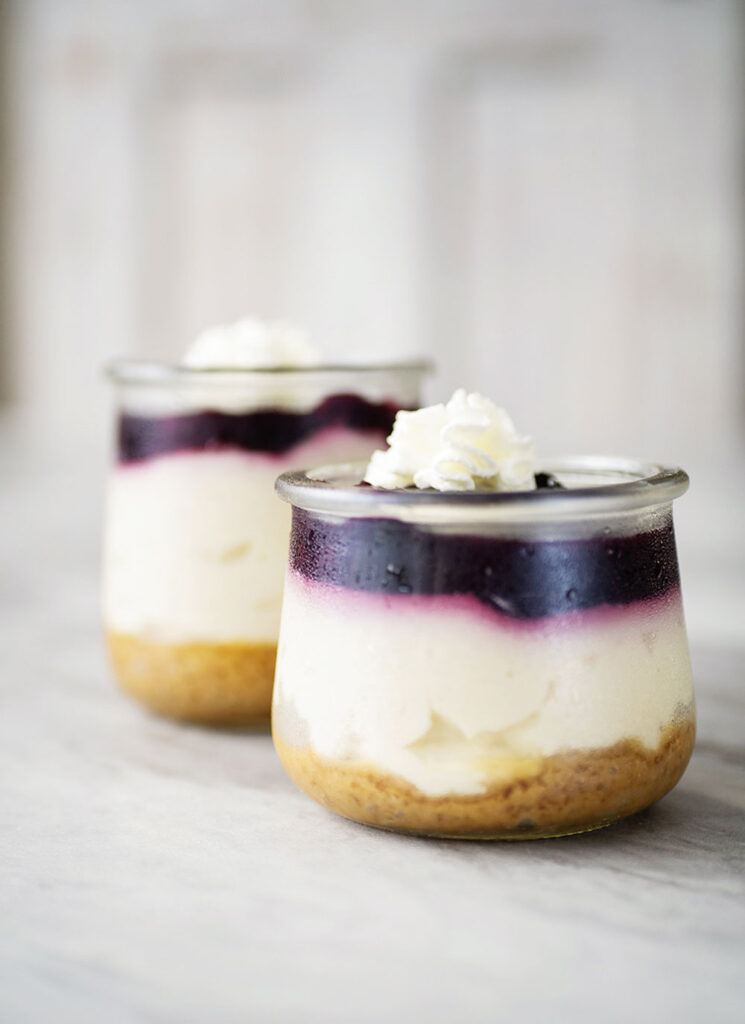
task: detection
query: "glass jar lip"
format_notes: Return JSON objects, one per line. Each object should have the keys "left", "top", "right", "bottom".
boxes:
{"left": 105, "top": 358, "right": 433, "bottom": 385}
{"left": 276, "top": 456, "right": 689, "bottom": 521}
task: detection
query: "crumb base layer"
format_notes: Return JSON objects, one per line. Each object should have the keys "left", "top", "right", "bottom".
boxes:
{"left": 273, "top": 718, "right": 695, "bottom": 839}
{"left": 107, "top": 632, "right": 276, "bottom": 725}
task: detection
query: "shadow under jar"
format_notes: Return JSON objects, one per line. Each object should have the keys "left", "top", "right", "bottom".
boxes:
{"left": 273, "top": 458, "right": 696, "bottom": 839}
{"left": 102, "top": 362, "right": 429, "bottom": 725}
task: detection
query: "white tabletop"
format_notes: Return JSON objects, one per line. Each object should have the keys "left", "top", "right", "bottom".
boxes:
{"left": 2, "top": 452, "right": 744, "bottom": 1024}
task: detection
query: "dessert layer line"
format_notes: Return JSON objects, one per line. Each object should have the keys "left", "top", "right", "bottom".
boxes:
{"left": 118, "top": 393, "right": 400, "bottom": 463}
{"left": 290, "top": 509, "right": 681, "bottom": 619}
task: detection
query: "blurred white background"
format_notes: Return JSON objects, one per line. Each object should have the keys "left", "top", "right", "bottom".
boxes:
{"left": 1, "top": 0, "right": 743, "bottom": 644}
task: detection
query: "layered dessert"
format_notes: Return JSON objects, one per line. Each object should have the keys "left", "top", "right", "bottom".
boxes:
{"left": 273, "top": 390, "right": 695, "bottom": 838}
{"left": 103, "top": 317, "right": 427, "bottom": 724}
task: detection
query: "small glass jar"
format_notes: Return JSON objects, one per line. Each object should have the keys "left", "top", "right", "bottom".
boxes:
{"left": 273, "top": 457, "right": 695, "bottom": 839}
{"left": 102, "top": 362, "right": 429, "bottom": 725}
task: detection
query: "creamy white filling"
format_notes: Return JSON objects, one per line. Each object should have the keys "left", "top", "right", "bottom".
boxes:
{"left": 364, "top": 389, "right": 536, "bottom": 492}
{"left": 102, "top": 431, "right": 386, "bottom": 644}
{"left": 273, "top": 575, "right": 694, "bottom": 797}
{"left": 183, "top": 316, "right": 320, "bottom": 369}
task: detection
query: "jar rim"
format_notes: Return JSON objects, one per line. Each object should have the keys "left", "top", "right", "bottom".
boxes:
{"left": 105, "top": 358, "right": 433, "bottom": 385}
{"left": 276, "top": 456, "right": 689, "bottom": 522}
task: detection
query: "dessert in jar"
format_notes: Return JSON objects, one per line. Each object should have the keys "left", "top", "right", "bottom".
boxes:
{"left": 272, "top": 390, "right": 696, "bottom": 838}
{"left": 102, "top": 317, "right": 429, "bottom": 724}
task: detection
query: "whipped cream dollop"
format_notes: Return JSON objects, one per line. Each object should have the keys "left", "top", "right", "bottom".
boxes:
{"left": 183, "top": 316, "right": 320, "bottom": 369}
{"left": 363, "top": 389, "right": 537, "bottom": 492}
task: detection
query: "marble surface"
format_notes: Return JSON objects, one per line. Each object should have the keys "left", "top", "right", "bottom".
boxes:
{"left": 2, "top": 453, "right": 745, "bottom": 1023}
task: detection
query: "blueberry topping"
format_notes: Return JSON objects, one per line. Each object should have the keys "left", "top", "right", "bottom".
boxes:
{"left": 117, "top": 394, "right": 402, "bottom": 463}
{"left": 290, "top": 509, "right": 680, "bottom": 620}
{"left": 534, "top": 472, "right": 565, "bottom": 490}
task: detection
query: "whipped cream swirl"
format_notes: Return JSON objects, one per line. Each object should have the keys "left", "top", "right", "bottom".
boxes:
{"left": 363, "top": 389, "right": 537, "bottom": 492}
{"left": 183, "top": 316, "right": 320, "bottom": 369}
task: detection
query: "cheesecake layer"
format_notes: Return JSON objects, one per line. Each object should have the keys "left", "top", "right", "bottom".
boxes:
{"left": 273, "top": 572, "right": 695, "bottom": 797}
{"left": 107, "top": 632, "right": 276, "bottom": 725}
{"left": 274, "top": 717, "right": 695, "bottom": 838}
{"left": 103, "top": 430, "right": 388, "bottom": 644}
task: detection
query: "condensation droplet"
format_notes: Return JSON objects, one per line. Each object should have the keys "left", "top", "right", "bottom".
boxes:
{"left": 489, "top": 593, "right": 518, "bottom": 615}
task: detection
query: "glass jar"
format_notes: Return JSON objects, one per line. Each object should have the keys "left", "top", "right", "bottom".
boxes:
{"left": 102, "top": 362, "right": 429, "bottom": 725}
{"left": 273, "top": 457, "right": 695, "bottom": 839}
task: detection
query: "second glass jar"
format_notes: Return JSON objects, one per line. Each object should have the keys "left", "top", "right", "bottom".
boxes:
{"left": 102, "top": 362, "right": 429, "bottom": 724}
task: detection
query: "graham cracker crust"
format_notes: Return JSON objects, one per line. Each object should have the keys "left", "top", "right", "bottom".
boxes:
{"left": 273, "top": 717, "right": 695, "bottom": 839}
{"left": 106, "top": 631, "right": 276, "bottom": 725}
